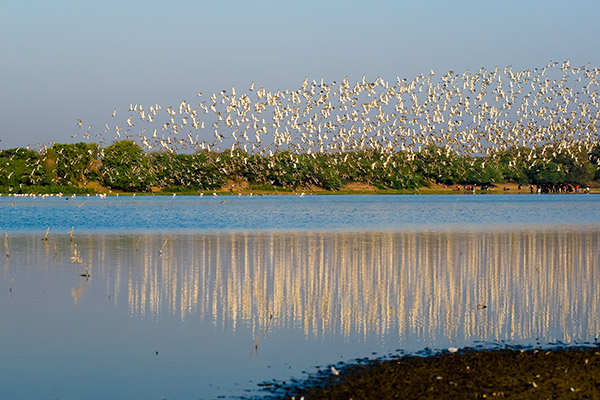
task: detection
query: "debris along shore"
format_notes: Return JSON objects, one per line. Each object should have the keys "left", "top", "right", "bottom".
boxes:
{"left": 265, "top": 346, "right": 600, "bottom": 399}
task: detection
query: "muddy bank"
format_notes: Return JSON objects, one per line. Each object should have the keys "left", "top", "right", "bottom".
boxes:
{"left": 263, "top": 347, "right": 600, "bottom": 399}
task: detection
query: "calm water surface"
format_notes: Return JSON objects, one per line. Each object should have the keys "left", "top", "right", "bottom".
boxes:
{"left": 1, "top": 193, "right": 600, "bottom": 232}
{"left": 1, "top": 195, "right": 599, "bottom": 399}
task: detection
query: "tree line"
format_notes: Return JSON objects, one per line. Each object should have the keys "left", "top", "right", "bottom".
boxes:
{"left": 1, "top": 140, "right": 599, "bottom": 193}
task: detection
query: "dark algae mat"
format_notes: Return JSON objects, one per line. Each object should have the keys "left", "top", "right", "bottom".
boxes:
{"left": 264, "top": 347, "right": 600, "bottom": 399}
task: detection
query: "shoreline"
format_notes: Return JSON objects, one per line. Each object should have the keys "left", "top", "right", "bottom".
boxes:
{"left": 2, "top": 182, "right": 599, "bottom": 196}
{"left": 265, "top": 346, "right": 600, "bottom": 399}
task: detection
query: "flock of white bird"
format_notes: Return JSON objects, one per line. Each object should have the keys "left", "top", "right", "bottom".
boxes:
{"left": 74, "top": 60, "right": 598, "bottom": 165}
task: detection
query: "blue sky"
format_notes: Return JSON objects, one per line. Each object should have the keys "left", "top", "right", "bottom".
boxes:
{"left": 1, "top": 0, "right": 599, "bottom": 149}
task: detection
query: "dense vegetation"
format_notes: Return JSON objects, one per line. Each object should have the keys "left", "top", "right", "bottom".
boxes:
{"left": 1, "top": 140, "right": 599, "bottom": 194}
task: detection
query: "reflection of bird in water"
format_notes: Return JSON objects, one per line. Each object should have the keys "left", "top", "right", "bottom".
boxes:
{"left": 159, "top": 239, "right": 169, "bottom": 255}
{"left": 72, "top": 274, "right": 89, "bottom": 303}
{"left": 4, "top": 233, "right": 9, "bottom": 257}
{"left": 71, "top": 244, "right": 89, "bottom": 276}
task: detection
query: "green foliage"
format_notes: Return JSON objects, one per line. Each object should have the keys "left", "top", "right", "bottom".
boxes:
{"left": 149, "top": 151, "right": 225, "bottom": 190}
{"left": 99, "top": 141, "right": 153, "bottom": 191}
{"left": 43, "top": 142, "right": 99, "bottom": 185}
{"left": 526, "top": 160, "right": 566, "bottom": 185}
{"left": 0, "top": 148, "right": 48, "bottom": 191}
{"left": 553, "top": 148, "right": 596, "bottom": 185}
{"left": 462, "top": 158, "right": 503, "bottom": 185}
{"left": 2, "top": 140, "right": 600, "bottom": 194}
{"left": 415, "top": 146, "right": 463, "bottom": 185}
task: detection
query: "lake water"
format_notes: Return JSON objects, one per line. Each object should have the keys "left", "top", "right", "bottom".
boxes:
{"left": 1, "top": 194, "right": 600, "bottom": 399}
{"left": 2, "top": 193, "right": 600, "bottom": 233}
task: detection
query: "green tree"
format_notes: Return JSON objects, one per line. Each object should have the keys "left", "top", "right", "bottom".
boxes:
{"left": 0, "top": 148, "right": 48, "bottom": 191}
{"left": 43, "top": 142, "right": 99, "bottom": 185}
{"left": 553, "top": 148, "right": 595, "bottom": 185}
{"left": 150, "top": 151, "right": 225, "bottom": 190}
{"left": 415, "top": 146, "right": 462, "bottom": 185}
{"left": 100, "top": 141, "right": 152, "bottom": 191}
{"left": 527, "top": 161, "right": 566, "bottom": 185}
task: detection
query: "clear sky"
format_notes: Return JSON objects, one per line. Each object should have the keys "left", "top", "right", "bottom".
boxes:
{"left": 1, "top": 0, "right": 599, "bottom": 149}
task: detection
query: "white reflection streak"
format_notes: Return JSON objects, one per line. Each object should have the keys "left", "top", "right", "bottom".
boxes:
{"left": 36, "top": 230, "right": 598, "bottom": 345}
